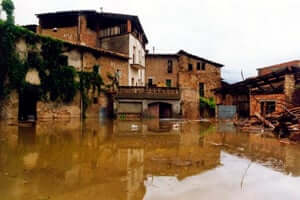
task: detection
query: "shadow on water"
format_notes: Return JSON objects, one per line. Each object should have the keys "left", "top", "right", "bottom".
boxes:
{"left": 0, "top": 119, "right": 300, "bottom": 200}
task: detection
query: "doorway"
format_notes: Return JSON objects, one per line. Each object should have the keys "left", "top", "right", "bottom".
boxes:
{"left": 18, "top": 86, "right": 38, "bottom": 121}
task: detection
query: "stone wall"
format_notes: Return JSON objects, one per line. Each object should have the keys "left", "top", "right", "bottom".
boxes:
{"left": 145, "top": 55, "right": 179, "bottom": 87}
{"left": 37, "top": 93, "right": 81, "bottom": 120}
{"left": 0, "top": 91, "right": 19, "bottom": 121}
{"left": 284, "top": 74, "right": 296, "bottom": 102}
{"left": 178, "top": 55, "right": 222, "bottom": 119}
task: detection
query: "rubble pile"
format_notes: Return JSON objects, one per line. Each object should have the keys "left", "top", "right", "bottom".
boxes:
{"left": 236, "top": 107, "right": 300, "bottom": 142}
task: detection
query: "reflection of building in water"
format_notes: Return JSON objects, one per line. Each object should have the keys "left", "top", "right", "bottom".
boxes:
{"left": 119, "top": 148, "right": 145, "bottom": 200}
{"left": 2, "top": 120, "right": 300, "bottom": 200}
{"left": 220, "top": 131, "right": 300, "bottom": 177}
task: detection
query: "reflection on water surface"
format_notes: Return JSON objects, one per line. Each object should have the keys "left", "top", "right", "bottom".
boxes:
{"left": 0, "top": 119, "right": 300, "bottom": 200}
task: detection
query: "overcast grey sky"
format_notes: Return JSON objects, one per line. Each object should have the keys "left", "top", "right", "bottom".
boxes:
{"left": 9, "top": 0, "right": 300, "bottom": 82}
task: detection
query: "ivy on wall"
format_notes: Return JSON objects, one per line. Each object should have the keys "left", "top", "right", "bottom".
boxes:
{"left": 0, "top": 19, "right": 104, "bottom": 118}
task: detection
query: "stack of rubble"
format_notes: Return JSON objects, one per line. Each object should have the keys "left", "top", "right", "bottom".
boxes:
{"left": 274, "top": 107, "right": 300, "bottom": 140}
{"left": 236, "top": 107, "right": 300, "bottom": 141}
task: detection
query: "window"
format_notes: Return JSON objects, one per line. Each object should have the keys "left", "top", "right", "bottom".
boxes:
{"left": 201, "top": 63, "right": 206, "bottom": 70}
{"left": 197, "top": 62, "right": 201, "bottom": 70}
{"left": 167, "top": 60, "right": 173, "bottom": 73}
{"left": 260, "top": 101, "right": 276, "bottom": 115}
{"left": 166, "top": 79, "right": 172, "bottom": 87}
{"left": 148, "top": 78, "right": 153, "bottom": 86}
{"left": 199, "top": 83, "right": 205, "bottom": 97}
{"left": 133, "top": 46, "right": 136, "bottom": 64}
{"left": 93, "top": 97, "right": 98, "bottom": 104}
{"left": 188, "top": 64, "right": 193, "bottom": 71}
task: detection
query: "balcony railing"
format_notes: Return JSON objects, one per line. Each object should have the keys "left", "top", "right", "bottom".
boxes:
{"left": 116, "top": 86, "right": 180, "bottom": 100}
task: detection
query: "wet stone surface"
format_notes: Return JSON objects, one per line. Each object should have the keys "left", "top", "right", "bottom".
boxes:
{"left": 0, "top": 119, "right": 300, "bottom": 200}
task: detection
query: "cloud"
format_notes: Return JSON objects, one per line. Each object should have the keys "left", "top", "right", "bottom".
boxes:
{"left": 12, "top": 0, "right": 300, "bottom": 83}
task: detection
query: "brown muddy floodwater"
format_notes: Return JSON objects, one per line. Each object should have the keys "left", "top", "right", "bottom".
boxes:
{"left": 0, "top": 119, "right": 300, "bottom": 200}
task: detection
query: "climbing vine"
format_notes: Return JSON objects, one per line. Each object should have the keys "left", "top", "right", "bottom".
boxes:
{"left": 78, "top": 65, "right": 103, "bottom": 118}
{"left": 0, "top": 16, "right": 104, "bottom": 118}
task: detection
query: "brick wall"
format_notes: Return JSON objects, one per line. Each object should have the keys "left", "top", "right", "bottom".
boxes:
{"left": 250, "top": 94, "right": 286, "bottom": 116}
{"left": 79, "top": 15, "right": 98, "bottom": 47}
{"left": 145, "top": 55, "right": 179, "bottom": 87}
{"left": 39, "top": 26, "right": 79, "bottom": 43}
{"left": 38, "top": 15, "right": 99, "bottom": 48}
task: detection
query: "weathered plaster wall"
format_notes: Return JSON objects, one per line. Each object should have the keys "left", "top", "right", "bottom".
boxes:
{"left": 98, "top": 54, "right": 129, "bottom": 86}
{"left": 1, "top": 36, "right": 128, "bottom": 120}
{"left": 100, "top": 34, "right": 129, "bottom": 55}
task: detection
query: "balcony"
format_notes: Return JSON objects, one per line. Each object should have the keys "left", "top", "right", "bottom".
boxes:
{"left": 130, "top": 63, "right": 144, "bottom": 70}
{"left": 116, "top": 86, "right": 180, "bottom": 100}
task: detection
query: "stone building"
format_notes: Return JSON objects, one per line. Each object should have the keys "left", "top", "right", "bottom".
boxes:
{"left": 1, "top": 35, "right": 129, "bottom": 121}
{"left": 35, "top": 10, "right": 148, "bottom": 86}
{"left": 143, "top": 50, "right": 223, "bottom": 119}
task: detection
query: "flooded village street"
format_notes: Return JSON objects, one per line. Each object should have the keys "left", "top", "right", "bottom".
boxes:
{"left": 0, "top": 120, "right": 300, "bottom": 200}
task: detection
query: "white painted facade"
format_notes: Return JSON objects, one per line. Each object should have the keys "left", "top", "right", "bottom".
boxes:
{"left": 128, "top": 34, "right": 146, "bottom": 86}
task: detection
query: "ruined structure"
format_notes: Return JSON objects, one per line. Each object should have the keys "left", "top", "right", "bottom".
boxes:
{"left": 216, "top": 65, "right": 300, "bottom": 118}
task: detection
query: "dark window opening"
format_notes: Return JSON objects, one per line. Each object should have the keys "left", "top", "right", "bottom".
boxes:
{"left": 167, "top": 60, "right": 173, "bottom": 73}
{"left": 197, "top": 62, "right": 201, "bottom": 70}
{"left": 199, "top": 83, "right": 205, "bottom": 97}
{"left": 201, "top": 63, "right": 206, "bottom": 70}
{"left": 188, "top": 64, "right": 193, "bottom": 71}
{"left": 148, "top": 78, "right": 153, "bottom": 87}
{"left": 260, "top": 101, "right": 276, "bottom": 115}
{"left": 93, "top": 97, "right": 98, "bottom": 104}
{"left": 59, "top": 55, "right": 68, "bottom": 66}
{"left": 166, "top": 79, "right": 172, "bottom": 87}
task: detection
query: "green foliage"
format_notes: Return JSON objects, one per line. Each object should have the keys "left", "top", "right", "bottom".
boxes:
{"left": 79, "top": 66, "right": 103, "bottom": 118}
{"left": 1, "top": 0, "right": 15, "bottom": 24}
{"left": 0, "top": 20, "right": 104, "bottom": 118}
{"left": 200, "top": 97, "right": 216, "bottom": 109}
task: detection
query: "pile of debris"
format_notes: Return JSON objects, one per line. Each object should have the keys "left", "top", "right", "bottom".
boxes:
{"left": 236, "top": 107, "right": 300, "bottom": 141}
